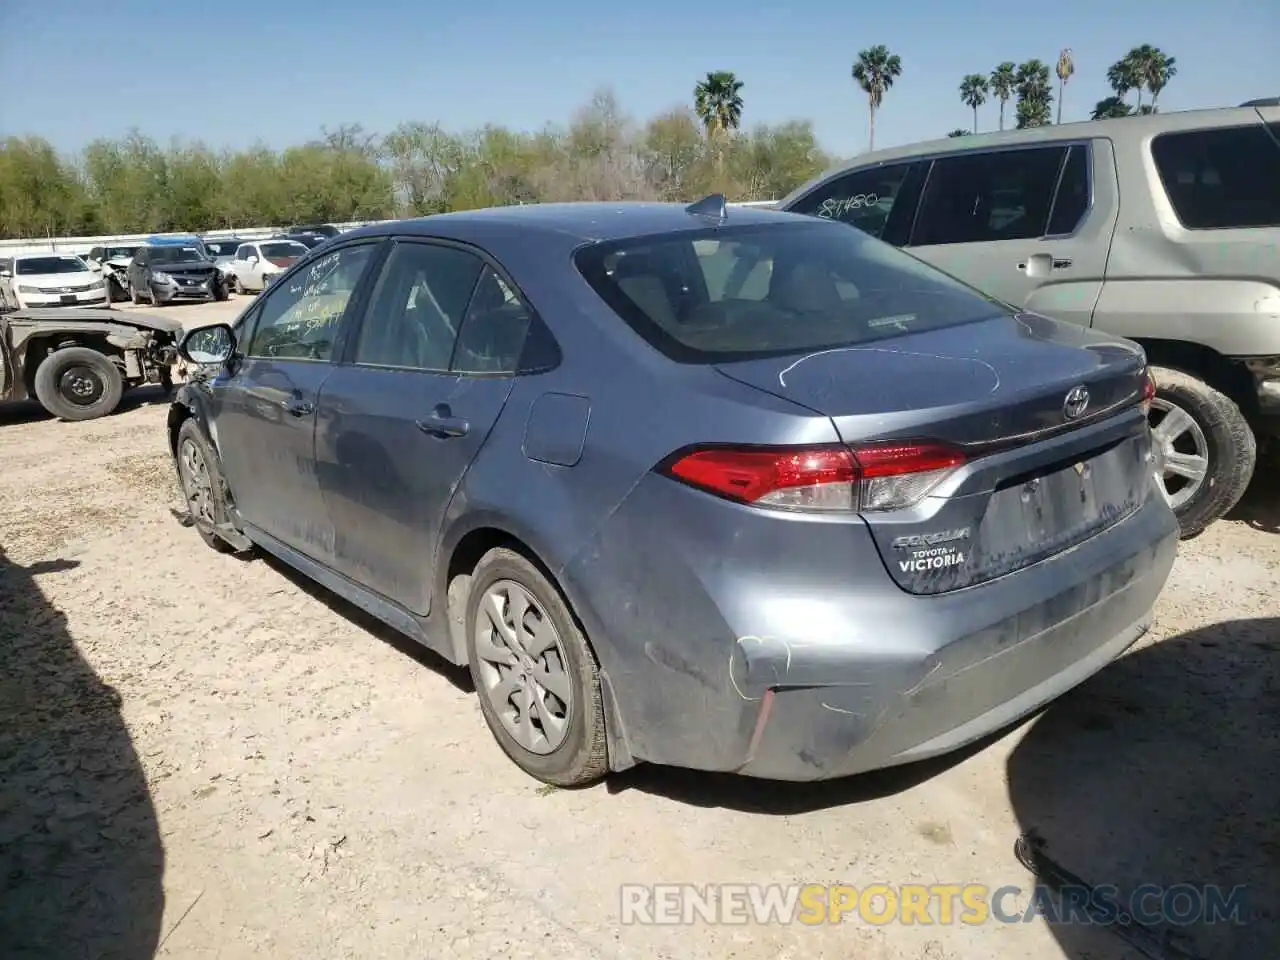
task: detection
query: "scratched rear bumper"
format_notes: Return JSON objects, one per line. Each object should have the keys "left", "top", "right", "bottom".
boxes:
{"left": 562, "top": 472, "right": 1178, "bottom": 781}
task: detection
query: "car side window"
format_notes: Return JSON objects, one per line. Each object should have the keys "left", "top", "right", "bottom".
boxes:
{"left": 354, "top": 241, "right": 483, "bottom": 371}
{"left": 451, "top": 266, "right": 533, "bottom": 374}
{"left": 787, "top": 162, "right": 921, "bottom": 243}
{"left": 1150, "top": 124, "right": 1280, "bottom": 230}
{"left": 911, "top": 146, "right": 1069, "bottom": 246}
{"left": 1046, "top": 144, "right": 1091, "bottom": 236}
{"left": 246, "top": 243, "right": 378, "bottom": 361}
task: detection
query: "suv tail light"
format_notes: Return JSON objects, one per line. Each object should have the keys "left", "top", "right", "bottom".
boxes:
{"left": 1140, "top": 368, "right": 1156, "bottom": 414}
{"left": 662, "top": 442, "right": 967, "bottom": 514}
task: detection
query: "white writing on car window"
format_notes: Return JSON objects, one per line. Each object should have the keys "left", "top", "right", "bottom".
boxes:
{"left": 817, "top": 194, "right": 879, "bottom": 219}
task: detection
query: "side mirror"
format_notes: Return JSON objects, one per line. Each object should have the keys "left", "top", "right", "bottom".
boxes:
{"left": 246, "top": 255, "right": 259, "bottom": 265}
{"left": 0, "top": 269, "right": 10, "bottom": 278}
{"left": 180, "top": 323, "right": 236, "bottom": 365}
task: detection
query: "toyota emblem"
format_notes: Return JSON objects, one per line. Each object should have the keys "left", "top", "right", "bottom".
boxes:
{"left": 1063, "top": 385, "right": 1090, "bottom": 420}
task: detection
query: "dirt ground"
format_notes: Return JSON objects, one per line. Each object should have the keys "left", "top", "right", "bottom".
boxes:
{"left": 2, "top": 297, "right": 1277, "bottom": 960}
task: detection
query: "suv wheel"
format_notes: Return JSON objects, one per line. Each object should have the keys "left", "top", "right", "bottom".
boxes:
{"left": 1147, "top": 365, "right": 1256, "bottom": 538}
{"left": 33, "top": 346, "right": 125, "bottom": 421}
{"left": 464, "top": 547, "right": 608, "bottom": 787}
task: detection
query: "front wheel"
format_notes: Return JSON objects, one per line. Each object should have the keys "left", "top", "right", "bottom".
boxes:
{"left": 33, "top": 346, "right": 125, "bottom": 421}
{"left": 174, "top": 419, "right": 238, "bottom": 553}
{"left": 1147, "top": 365, "right": 1256, "bottom": 539}
{"left": 465, "top": 548, "right": 608, "bottom": 787}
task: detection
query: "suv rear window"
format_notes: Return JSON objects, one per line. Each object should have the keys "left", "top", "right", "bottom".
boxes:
{"left": 1151, "top": 124, "right": 1280, "bottom": 230}
{"left": 573, "top": 221, "right": 1009, "bottom": 363}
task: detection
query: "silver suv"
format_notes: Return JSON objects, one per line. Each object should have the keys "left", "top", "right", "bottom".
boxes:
{"left": 779, "top": 104, "right": 1280, "bottom": 538}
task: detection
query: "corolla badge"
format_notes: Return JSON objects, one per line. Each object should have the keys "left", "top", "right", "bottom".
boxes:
{"left": 1063, "top": 385, "right": 1090, "bottom": 420}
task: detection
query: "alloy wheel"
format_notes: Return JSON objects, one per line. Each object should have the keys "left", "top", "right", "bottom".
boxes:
{"left": 1148, "top": 398, "right": 1210, "bottom": 510}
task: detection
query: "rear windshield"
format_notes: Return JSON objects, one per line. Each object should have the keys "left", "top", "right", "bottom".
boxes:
{"left": 204, "top": 240, "right": 241, "bottom": 256}
{"left": 261, "top": 242, "right": 307, "bottom": 258}
{"left": 17, "top": 256, "right": 87, "bottom": 274}
{"left": 573, "top": 220, "right": 1010, "bottom": 363}
{"left": 105, "top": 246, "right": 138, "bottom": 259}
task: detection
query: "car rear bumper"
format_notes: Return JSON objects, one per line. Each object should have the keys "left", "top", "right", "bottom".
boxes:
{"left": 562, "top": 473, "right": 1179, "bottom": 781}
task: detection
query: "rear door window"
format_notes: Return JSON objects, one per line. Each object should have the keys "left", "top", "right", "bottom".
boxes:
{"left": 911, "top": 146, "right": 1069, "bottom": 246}
{"left": 1150, "top": 124, "right": 1280, "bottom": 229}
{"left": 786, "top": 162, "right": 923, "bottom": 244}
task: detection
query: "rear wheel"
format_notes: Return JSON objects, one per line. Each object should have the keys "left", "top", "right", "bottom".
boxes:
{"left": 1147, "top": 365, "right": 1256, "bottom": 539}
{"left": 465, "top": 548, "right": 608, "bottom": 787}
{"left": 33, "top": 346, "right": 125, "bottom": 421}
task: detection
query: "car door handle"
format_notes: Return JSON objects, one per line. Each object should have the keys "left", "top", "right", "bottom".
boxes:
{"left": 1018, "top": 257, "right": 1073, "bottom": 271}
{"left": 416, "top": 410, "right": 470, "bottom": 439}
{"left": 282, "top": 399, "right": 314, "bottom": 417}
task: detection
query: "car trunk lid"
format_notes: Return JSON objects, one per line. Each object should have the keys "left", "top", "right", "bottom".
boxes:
{"left": 714, "top": 312, "right": 1157, "bottom": 594}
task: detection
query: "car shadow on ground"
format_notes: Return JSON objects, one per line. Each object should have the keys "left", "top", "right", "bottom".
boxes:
{"left": 0, "top": 385, "right": 176, "bottom": 428}
{"left": 0, "top": 545, "right": 165, "bottom": 959}
{"left": 254, "top": 551, "right": 473, "bottom": 694}
{"left": 1006, "top": 617, "right": 1279, "bottom": 960}
{"left": 1224, "top": 449, "right": 1280, "bottom": 534}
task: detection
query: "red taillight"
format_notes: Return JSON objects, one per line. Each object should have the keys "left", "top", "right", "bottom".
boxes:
{"left": 1140, "top": 369, "right": 1157, "bottom": 412}
{"left": 663, "top": 441, "right": 966, "bottom": 513}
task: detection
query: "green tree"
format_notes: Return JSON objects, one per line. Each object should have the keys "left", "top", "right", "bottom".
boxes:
{"left": 989, "top": 62, "right": 1018, "bottom": 131}
{"left": 959, "top": 74, "right": 989, "bottom": 134}
{"left": 1138, "top": 46, "right": 1177, "bottom": 111}
{"left": 1107, "top": 54, "right": 1144, "bottom": 108}
{"left": 946, "top": 129, "right": 970, "bottom": 138}
{"left": 1015, "top": 60, "right": 1054, "bottom": 128}
{"left": 1091, "top": 96, "right": 1134, "bottom": 120}
{"left": 0, "top": 92, "right": 844, "bottom": 239}
{"left": 693, "top": 71, "right": 745, "bottom": 161}
{"left": 852, "top": 45, "right": 903, "bottom": 151}
{"left": 1055, "top": 48, "right": 1075, "bottom": 123}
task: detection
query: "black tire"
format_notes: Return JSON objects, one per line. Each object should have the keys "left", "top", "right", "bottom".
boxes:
{"left": 1148, "top": 365, "right": 1256, "bottom": 539}
{"left": 174, "top": 419, "right": 238, "bottom": 553}
{"left": 464, "top": 547, "right": 608, "bottom": 787}
{"left": 33, "top": 346, "right": 124, "bottom": 421}
{"left": 214, "top": 278, "right": 229, "bottom": 302}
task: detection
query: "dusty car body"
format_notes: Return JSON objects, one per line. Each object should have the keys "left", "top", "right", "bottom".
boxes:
{"left": 1, "top": 308, "right": 181, "bottom": 421}
{"left": 167, "top": 201, "right": 1178, "bottom": 788}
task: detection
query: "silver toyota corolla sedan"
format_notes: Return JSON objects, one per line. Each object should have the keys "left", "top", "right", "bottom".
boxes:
{"left": 169, "top": 197, "right": 1179, "bottom": 786}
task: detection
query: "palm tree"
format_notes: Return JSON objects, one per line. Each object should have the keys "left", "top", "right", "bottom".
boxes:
{"left": 1055, "top": 48, "right": 1074, "bottom": 124}
{"left": 693, "top": 71, "right": 744, "bottom": 172}
{"left": 989, "top": 62, "right": 1017, "bottom": 131}
{"left": 693, "top": 71, "right": 745, "bottom": 141}
{"left": 959, "top": 74, "right": 989, "bottom": 134}
{"left": 851, "top": 45, "right": 903, "bottom": 151}
{"left": 1141, "top": 47, "right": 1177, "bottom": 111}
{"left": 1014, "top": 60, "right": 1053, "bottom": 128}
{"left": 1107, "top": 54, "right": 1145, "bottom": 108}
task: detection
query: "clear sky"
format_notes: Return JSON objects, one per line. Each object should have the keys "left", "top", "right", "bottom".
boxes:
{"left": 2, "top": 0, "right": 1276, "bottom": 160}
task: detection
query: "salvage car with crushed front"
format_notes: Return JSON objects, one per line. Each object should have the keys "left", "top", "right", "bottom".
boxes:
{"left": 0, "top": 307, "right": 181, "bottom": 420}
